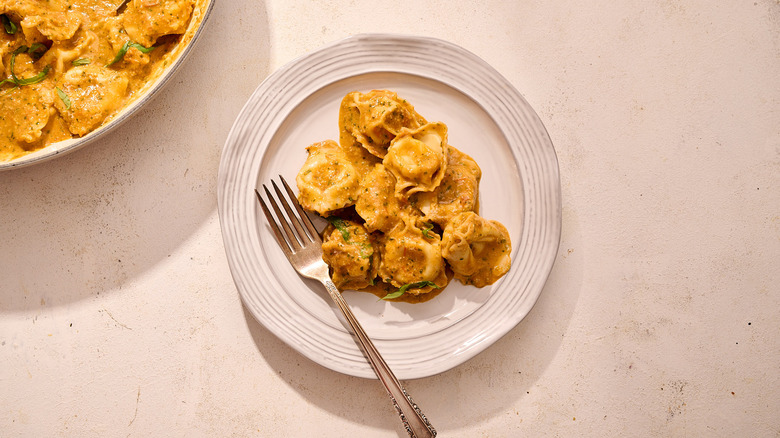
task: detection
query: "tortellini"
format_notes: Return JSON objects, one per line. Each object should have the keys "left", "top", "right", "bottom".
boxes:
{"left": 383, "top": 122, "right": 448, "bottom": 200}
{"left": 321, "top": 219, "right": 379, "bottom": 290}
{"left": 295, "top": 90, "right": 511, "bottom": 302}
{"left": 354, "top": 163, "right": 403, "bottom": 233}
{"left": 339, "top": 90, "right": 427, "bottom": 159}
{"left": 441, "top": 212, "right": 511, "bottom": 288}
{"left": 411, "top": 144, "right": 481, "bottom": 227}
{"left": 377, "top": 212, "right": 449, "bottom": 295}
{"left": 296, "top": 140, "right": 360, "bottom": 217}
{"left": 54, "top": 65, "right": 130, "bottom": 136}
{"left": 122, "top": 0, "right": 194, "bottom": 47}
{"left": 21, "top": 12, "right": 81, "bottom": 42}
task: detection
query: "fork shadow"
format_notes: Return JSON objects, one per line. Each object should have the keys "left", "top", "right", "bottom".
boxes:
{"left": 242, "top": 210, "right": 582, "bottom": 435}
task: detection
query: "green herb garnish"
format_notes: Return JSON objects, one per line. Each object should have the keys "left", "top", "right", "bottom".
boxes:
{"left": 421, "top": 222, "right": 434, "bottom": 238}
{"left": 55, "top": 87, "right": 71, "bottom": 109}
{"left": 1, "top": 15, "right": 17, "bottom": 34}
{"left": 72, "top": 58, "right": 91, "bottom": 66}
{"left": 27, "top": 43, "right": 47, "bottom": 60}
{"left": 358, "top": 242, "right": 373, "bottom": 259}
{"left": 106, "top": 40, "right": 155, "bottom": 67}
{"left": 14, "top": 66, "right": 50, "bottom": 85}
{"left": 327, "top": 217, "right": 350, "bottom": 241}
{"left": 381, "top": 281, "right": 439, "bottom": 300}
{"left": 1, "top": 46, "right": 51, "bottom": 88}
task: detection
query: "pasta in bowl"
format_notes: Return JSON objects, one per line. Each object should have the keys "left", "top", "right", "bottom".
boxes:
{"left": 0, "top": 0, "right": 213, "bottom": 169}
{"left": 296, "top": 89, "right": 512, "bottom": 303}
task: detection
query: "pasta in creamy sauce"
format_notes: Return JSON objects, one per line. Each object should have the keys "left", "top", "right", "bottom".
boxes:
{"left": 0, "top": 0, "right": 197, "bottom": 162}
{"left": 296, "top": 90, "right": 512, "bottom": 303}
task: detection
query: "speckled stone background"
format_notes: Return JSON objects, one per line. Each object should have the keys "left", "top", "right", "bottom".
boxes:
{"left": 1, "top": 1, "right": 778, "bottom": 436}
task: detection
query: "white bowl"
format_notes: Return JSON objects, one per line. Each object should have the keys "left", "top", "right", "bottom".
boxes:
{"left": 0, "top": 0, "right": 215, "bottom": 171}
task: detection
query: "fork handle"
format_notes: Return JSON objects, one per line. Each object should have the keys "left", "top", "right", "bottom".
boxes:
{"left": 322, "top": 279, "right": 437, "bottom": 438}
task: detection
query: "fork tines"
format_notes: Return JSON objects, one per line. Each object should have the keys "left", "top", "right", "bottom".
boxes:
{"left": 254, "top": 176, "right": 319, "bottom": 255}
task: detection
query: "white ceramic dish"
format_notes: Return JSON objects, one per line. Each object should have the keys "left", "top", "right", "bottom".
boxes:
{"left": 0, "top": 0, "right": 215, "bottom": 171}
{"left": 218, "top": 34, "right": 561, "bottom": 379}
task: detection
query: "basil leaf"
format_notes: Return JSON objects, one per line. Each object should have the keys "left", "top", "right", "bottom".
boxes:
{"left": 1, "top": 15, "right": 17, "bottom": 35}
{"left": 421, "top": 222, "right": 434, "bottom": 238}
{"left": 7, "top": 47, "right": 50, "bottom": 86}
{"left": 27, "top": 43, "right": 47, "bottom": 60}
{"left": 381, "top": 289, "right": 406, "bottom": 300}
{"left": 326, "top": 217, "right": 350, "bottom": 241}
{"left": 106, "top": 41, "right": 130, "bottom": 66}
{"left": 8, "top": 48, "right": 23, "bottom": 84}
{"left": 381, "top": 281, "right": 439, "bottom": 300}
{"left": 55, "top": 87, "right": 71, "bottom": 109}
{"left": 106, "top": 40, "right": 155, "bottom": 66}
{"left": 128, "top": 42, "right": 155, "bottom": 54}
{"left": 72, "top": 58, "right": 91, "bottom": 66}
{"left": 13, "top": 66, "right": 50, "bottom": 86}
{"left": 358, "top": 242, "right": 373, "bottom": 259}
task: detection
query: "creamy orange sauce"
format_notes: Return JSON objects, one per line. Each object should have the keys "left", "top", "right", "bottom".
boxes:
{"left": 0, "top": 0, "right": 196, "bottom": 162}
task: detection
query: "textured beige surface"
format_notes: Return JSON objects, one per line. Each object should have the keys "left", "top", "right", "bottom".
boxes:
{"left": 1, "top": 1, "right": 779, "bottom": 436}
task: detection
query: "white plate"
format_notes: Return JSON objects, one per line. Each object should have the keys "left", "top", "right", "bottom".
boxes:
{"left": 218, "top": 34, "right": 561, "bottom": 379}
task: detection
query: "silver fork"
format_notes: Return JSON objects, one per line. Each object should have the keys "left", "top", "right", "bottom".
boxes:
{"left": 255, "top": 176, "right": 436, "bottom": 438}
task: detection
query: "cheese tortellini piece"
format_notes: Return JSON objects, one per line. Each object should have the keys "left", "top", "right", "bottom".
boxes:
{"left": 441, "top": 212, "right": 512, "bottom": 288}
{"left": 296, "top": 140, "right": 360, "bottom": 217}
{"left": 377, "top": 213, "right": 449, "bottom": 295}
{"left": 21, "top": 12, "right": 81, "bottom": 42}
{"left": 321, "top": 219, "right": 379, "bottom": 290}
{"left": 339, "top": 90, "right": 427, "bottom": 159}
{"left": 1, "top": 83, "right": 54, "bottom": 144}
{"left": 383, "top": 122, "right": 448, "bottom": 200}
{"left": 355, "top": 163, "right": 403, "bottom": 233}
{"left": 54, "top": 65, "right": 130, "bottom": 136}
{"left": 294, "top": 90, "right": 512, "bottom": 302}
{"left": 412, "top": 144, "right": 481, "bottom": 227}
{"left": 122, "top": 0, "right": 194, "bottom": 47}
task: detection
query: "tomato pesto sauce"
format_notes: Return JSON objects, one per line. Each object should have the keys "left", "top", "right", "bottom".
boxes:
{"left": 0, "top": 0, "right": 195, "bottom": 162}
